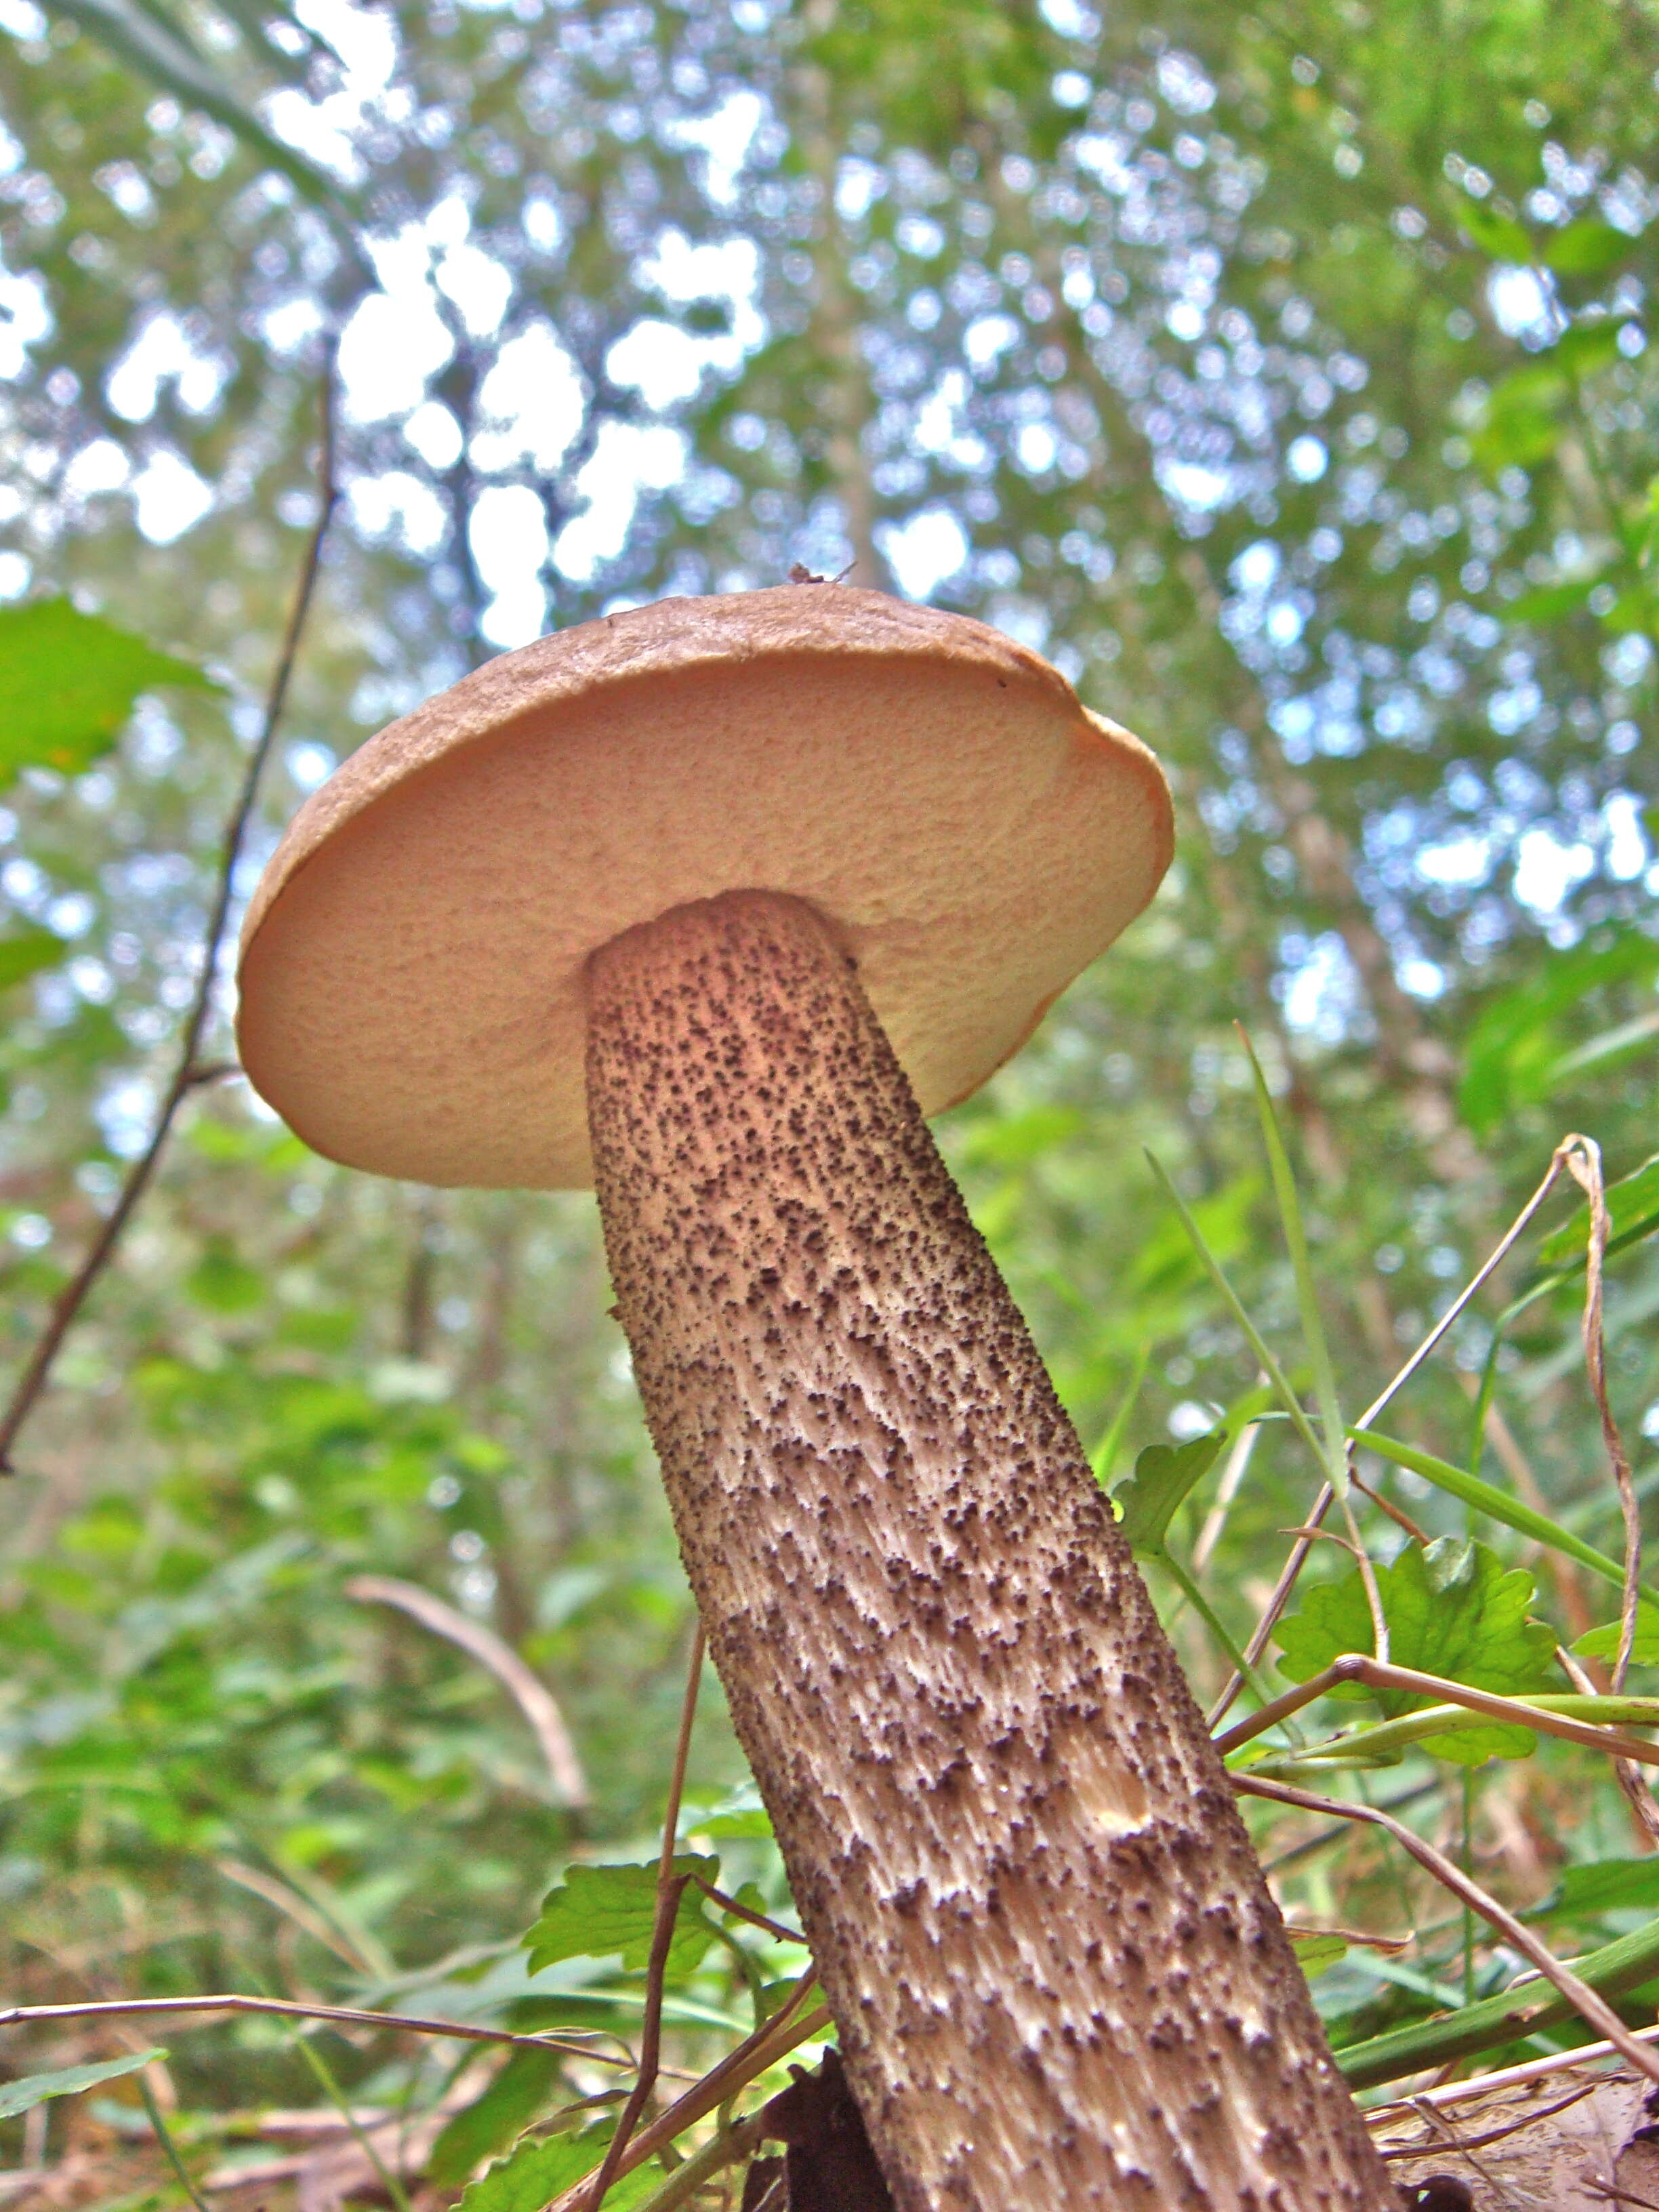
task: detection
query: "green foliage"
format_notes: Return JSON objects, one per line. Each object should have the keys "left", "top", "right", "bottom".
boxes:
{"left": 1575, "top": 1606, "right": 1659, "bottom": 1664}
{"left": 0, "top": 2049, "right": 167, "bottom": 2119}
{"left": 1539, "top": 1153, "right": 1659, "bottom": 1267}
{"left": 522, "top": 1857, "right": 719, "bottom": 1981}
{"left": 1276, "top": 1538, "right": 1555, "bottom": 1761}
{"left": 428, "top": 2049, "right": 565, "bottom": 2188}
{"left": 455, "top": 2128, "right": 609, "bottom": 2212}
{"left": 1112, "top": 1430, "right": 1227, "bottom": 1554}
{"left": 0, "top": 0, "right": 1656, "bottom": 2167}
{"left": 0, "top": 596, "right": 215, "bottom": 789}
{"left": 1458, "top": 926, "right": 1659, "bottom": 1135}
{"left": 0, "top": 926, "right": 65, "bottom": 991}
{"left": 1528, "top": 1858, "right": 1659, "bottom": 1924}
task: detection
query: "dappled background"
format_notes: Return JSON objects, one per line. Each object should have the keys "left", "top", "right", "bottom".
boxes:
{"left": 0, "top": 0, "right": 1657, "bottom": 2195}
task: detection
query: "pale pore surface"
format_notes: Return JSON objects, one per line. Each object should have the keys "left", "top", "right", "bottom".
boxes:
{"left": 237, "top": 588, "right": 1169, "bottom": 1189}
{"left": 587, "top": 890, "right": 1391, "bottom": 2212}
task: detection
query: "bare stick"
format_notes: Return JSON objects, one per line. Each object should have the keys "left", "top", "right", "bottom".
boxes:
{"left": 1236, "top": 1773, "right": 1659, "bottom": 2087}
{"left": 1214, "top": 1652, "right": 1659, "bottom": 1767}
{"left": 0, "top": 357, "right": 340, "bottom": 1472}
{"left": 1210, "top": 1143, "right": 1580, "bottom": 1725}
{"left": 1372, "top": 2078, "right": 1603, "bottom": 2160}
{"left": 549, "top": 1975, "right": 830, "bottom": 2212}
{"left": 0, "top": 1991, "right": 624, "bottom": 2062}
{"left": 345, "top": 1575, "right": 589, "bottom": 1808}
{"left": 1561, "top": 1137, "right": 1642, "bottom": 1694}
{"left": 580, "top": 1624, "right": 705, "bottom": 2211}
{"left": 692, "top": 1881, "right": 804, "bottom": 1948}
{"left": 1367, "top": 2019, "right": 1659, "bottom": 2112}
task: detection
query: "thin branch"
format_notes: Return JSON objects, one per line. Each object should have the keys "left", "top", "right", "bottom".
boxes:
{"left": 580, "top": 1623, "right": 705, "bottom": 2211}
{"left": 1236, "top": 1772, "right": 1659, "bottom": 2087}
{"left": 0, "top": 354, "right": 340, "bottom": 1473}
{"left": 1562, "top": 1136, "right": 1643, "bottom": 1695}
{"left": 345, "top": 1576, "right": 589, "bottom": 1809}
{"left": 1560, "top": 1639, "right": 1659, "bottom": 1851}
{"left": 548, "top": 1976, "right": 830, "bottom": 2212}
{"left": 1374, "top": 2078, "right": 1604, "bottom": 2159}
{"left": 0, "top": 1992, "right": 623, "bottom": 2064}
{"left": 1191, "top": 1411, "right": 1263, "bottom": 1574}
{"left": 621, "top": 2112, "right": 769, "bottom": 2212}
{"left": 1210, "top": 1143, "right": 1581, "bottom": 1725}
{"left": 1368, "top": 2019, "right": 1659, "bottom": 2112}
{"left": 692, "top": 1881, "right": 804, "bottom": 1949}
{"left": 1214, "top": 1652, "right": 1659, "bottom": 1768}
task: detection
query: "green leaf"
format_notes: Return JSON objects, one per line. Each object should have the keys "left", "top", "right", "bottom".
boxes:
{"left": 455, "top": 2128, "right": 607, "bottom": 2212}
{"left": 1503, "top": 575, "right": 1603, "bottom": 624}
{"left": 429, "top": 2049, "right": 564, "bottom": 2188}
{"left": 0, "top": 2048, "right": 167, "bottom": 2121}
{"left": 1286, "top": 1929, "right": 1347, "bottom": 1978}
{"left": 1575, "top": 1604, "right": 1659, "bottom": 1665}
{"left": 1458, "top": 925, "right": 1659, "bottom": 1134}
{"left": 185, "top": 1242, "right": 268, "bottom": 1315}
{"left": 1458, "top": 202, "right": 1533, "bottom": 262}
{"left": 1544, "top": 220, "right": 1636, "bottom": 277}
{"left": 682, "top": 1786, "right": 773, "bottom": 1841}
{"left": 1353, "top": 1427, "right": 1659, "bottom": 1612}
{"left": 1276, "top": 1536, "right": 1555, "bottom": 1761}
{"left": 1242, "top": 1033, "right": 1345, "bottom": 1494}
{"left": 1540, "top": 1153, "right": 1659, "bottom": 1267}
{"left": 1527, "top": 1856, "right": 1659, "bottom": 1923}
{"left": 1111, "top": 1429, "right": 1227, "bottom": 1555}
{"left": 0, "top": 926, "right": 66, "bottom": 991}
{"left": 522, "top": 1856, "right": 718, "bottom": 1981}
{"left": 1551, "top": 319, "right": 1628, "bottom": 379}
{"left": 0, "top": 598, "right": 215, "bottom": 792}
{"left": 52, "top": 0, "right": 357, "bottom": 213}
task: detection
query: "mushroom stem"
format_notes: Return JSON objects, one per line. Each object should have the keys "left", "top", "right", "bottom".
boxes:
{"left": 586, "top": 888, "right": 1389, "bottom": 2212}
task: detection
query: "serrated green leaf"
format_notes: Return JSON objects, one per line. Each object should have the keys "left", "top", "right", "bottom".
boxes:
{"left": 1111, "top": 1429, "right": 1227, "bottom": 1555}
{"left": 455, "top": 2127, "right": 606, "bottom": 2212}
{"left": 1458, "top": 202, "right": 1532, "bottom": 262}
{"left": 0, "top": 926, "right": 66, "bottom": 991}
{"left": 1544, "top": 220, "right": 1636, "bottom": 277}
{"left": 523, "top": 1856, "right": 718, "bottom": 1981}
{"left": 1527, "top": 1856, "right": 1659, "bottom": 1923}
{"left": 0, "top": 598, "right": 215, "bottom": 792}
{"left": 1276, "top": 1536, "right": 1555, "bottom": 1761}
{"left": 0, "top": 2048, "right": 167, "bottom": 2121}
{"left": 429, "top": 2047, "right": 563, "bottom": 2188}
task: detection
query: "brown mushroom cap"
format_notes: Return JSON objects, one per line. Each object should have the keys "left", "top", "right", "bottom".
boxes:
{"left": 236, "top": 585, "right": 1173, "bottom": 1189}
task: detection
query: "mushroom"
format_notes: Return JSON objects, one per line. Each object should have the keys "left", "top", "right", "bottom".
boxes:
{"left": 238, "top": 587, "right": 1389, "bottom": 2211}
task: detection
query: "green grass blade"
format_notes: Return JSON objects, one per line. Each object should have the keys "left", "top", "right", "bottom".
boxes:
{"left": 1350, "top": 1425, "right": 1659, "bottom": 1612}
{"left": 1337, "top": 1912, "right": 1659, "bottom": 2087}
{"left": 1089, "top": 1343, "right": 1149, "bottom": 1483}
{"left": 1240, "top": 1031, "right": 1346, "bottom": 1494}
{"left": 1159, "top": 1552, "right": 1277, "bottom": 1709}
{"left": 1144, "top": 1149, "right": 1327, "bottom": 1476}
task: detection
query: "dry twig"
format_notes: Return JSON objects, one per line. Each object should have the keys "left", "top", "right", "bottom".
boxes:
{"left": 0, "top": 1991, "right": 622, "bottom": 2062}
{"left": 579, "top": 1624, "right": 705, "bottom": 2211}
{"left": 1237, "top": 1773, "right": 1659, "bottom": 2087}
{"left": 1214, "top": 1652, "right": 1659, "bottom": 1769}
{"left": 0, "top": 354, "right": 340, "bottom": 1472}
{"left": 345, "top": 1574, "right": 589, "bottom": 1809}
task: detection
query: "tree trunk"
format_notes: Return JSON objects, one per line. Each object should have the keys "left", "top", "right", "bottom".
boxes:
{"left": 586, "top": 888, "right": 1389, "bottom": 2212}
